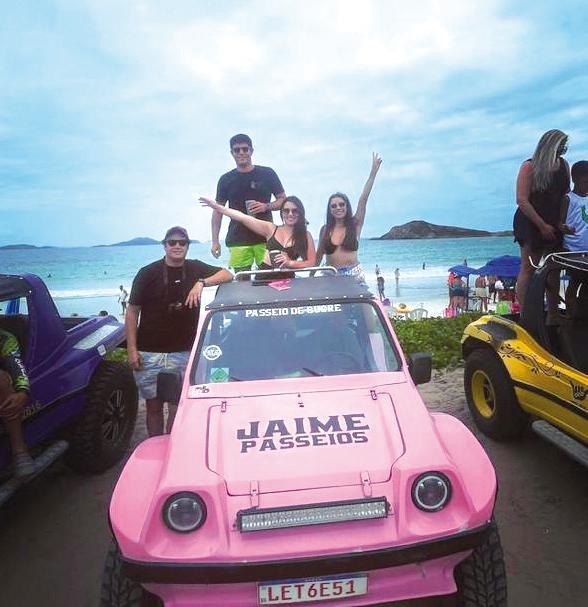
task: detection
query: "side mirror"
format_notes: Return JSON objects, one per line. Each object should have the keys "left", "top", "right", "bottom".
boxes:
{"left": 408, "top": 352, "right": 432, "bottom": 385}
{"left": 157, "top": 372, "right": 182, "bottom": 405}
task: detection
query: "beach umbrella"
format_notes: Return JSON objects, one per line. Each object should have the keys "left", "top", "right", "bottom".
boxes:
{"left": 448, "top": 264, "right": 479, "bottom": 277}
{"left": 476, "top": 255, "right": 521, "bottom": 278}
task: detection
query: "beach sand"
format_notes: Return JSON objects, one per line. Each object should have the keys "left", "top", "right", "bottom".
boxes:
{"left": 419, "top": 367, "right": 588, "bottom": 606}
{"left": 0, "top": 367, "right": 587, "bottom": 606}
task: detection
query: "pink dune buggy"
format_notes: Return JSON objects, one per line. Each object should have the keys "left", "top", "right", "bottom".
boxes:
{"left": 103, "top": 269, "right": 506, "bottom": 606}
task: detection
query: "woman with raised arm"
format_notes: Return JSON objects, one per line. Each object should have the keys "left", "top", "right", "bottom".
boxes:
{"left": 199, "top": 195, "right": 316, "bottom": 272}
{"left": 316, "top": 153, "right": 382, "bottom": 282}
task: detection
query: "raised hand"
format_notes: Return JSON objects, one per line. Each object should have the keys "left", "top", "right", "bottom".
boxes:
{"left": 371, "top": 152, "right": 382, "bottom": 175}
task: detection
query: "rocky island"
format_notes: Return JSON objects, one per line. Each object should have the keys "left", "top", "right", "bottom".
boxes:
{"left": 94, "top": 237, "right": 200, "bottom": 247}
{"left": 0, "top": 244, "right": 54, "bottom": 250}
{"left": 375, "top": 220, "right": 513, "bottom": 240}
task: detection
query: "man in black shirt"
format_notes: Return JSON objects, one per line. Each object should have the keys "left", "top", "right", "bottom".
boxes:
{"left": 211, "top": 133, "right": 286, "bottom": 272}
{"left": 126, "top": 226, "right": 232, "bottom": 436}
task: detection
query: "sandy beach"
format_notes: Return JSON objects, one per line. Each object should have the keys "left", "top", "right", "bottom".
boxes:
{"left": 0, "top": 367, "right": 587, "bottom": 606}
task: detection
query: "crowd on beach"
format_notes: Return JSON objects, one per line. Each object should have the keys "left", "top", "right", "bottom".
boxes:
{"left": 446, "top": 272, "right": 516, "bottom": 316}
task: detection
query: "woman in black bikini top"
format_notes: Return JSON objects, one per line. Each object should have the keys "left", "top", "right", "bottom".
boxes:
{"left": 316, "top": 153, "right": 382, "bottom": 279}
{"left": 199, "top": 195, "right": 316, "bottom": 270}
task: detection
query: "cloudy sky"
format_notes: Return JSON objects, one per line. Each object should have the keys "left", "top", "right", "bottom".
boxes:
{"left": 2, "top": 0, "right": 588, "bottom": 247}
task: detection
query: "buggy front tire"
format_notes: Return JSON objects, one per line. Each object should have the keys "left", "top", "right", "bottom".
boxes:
{"left": 100, "top": 541, "right": 162, "bottom": 607}
{"left": 66, "top": 361, "right": 138, "bottom": 473}
{"left": 464, "top": 349, "right": 527, "bottom": 440}
{"left": 455, "top": 519, "right": 507, "bottom": 607}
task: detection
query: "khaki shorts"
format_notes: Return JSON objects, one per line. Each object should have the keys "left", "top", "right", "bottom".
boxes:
{"left": 228, "top": 243, "right": 267, "bottom": 270}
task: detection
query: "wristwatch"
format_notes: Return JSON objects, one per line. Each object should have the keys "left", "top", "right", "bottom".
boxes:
{"left": 197, "top": 278, "right": 206, "bottom": 287}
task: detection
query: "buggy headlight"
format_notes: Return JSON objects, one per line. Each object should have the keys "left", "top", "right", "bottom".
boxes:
{"left": 163, "top": 492, "right": 207, "bottom": 533}
{"left": 412, "top": 473, "right": 451, "bottom": 512}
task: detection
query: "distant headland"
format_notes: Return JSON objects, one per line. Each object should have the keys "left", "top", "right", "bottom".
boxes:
{"left": 0, "top": 244, "right": 55, "bottom": 250}
{"left": 0, "top": 237, "right": 201, "bottom": 249}
{"left": 95, "top": 237, "right": 201, "bottom": 247}
{"left": 375, "top": 221, "right": 513, "bottom": 240}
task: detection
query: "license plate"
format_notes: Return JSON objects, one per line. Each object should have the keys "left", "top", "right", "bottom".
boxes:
{"left": 258, "top": 574, "right": 368, "bottom": 605}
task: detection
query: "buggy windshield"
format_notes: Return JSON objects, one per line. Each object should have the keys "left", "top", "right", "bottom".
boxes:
{"left": 192, "top": 301, "right": 401, "bottom": 383}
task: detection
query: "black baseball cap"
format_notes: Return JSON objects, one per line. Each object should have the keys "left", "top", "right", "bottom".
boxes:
{"left": 163, "top": 226, "right": 189, "bottom": 242}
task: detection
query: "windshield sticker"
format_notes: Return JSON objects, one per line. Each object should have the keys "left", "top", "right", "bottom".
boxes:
{"left": 210, "top": 367, "right": 229, "bottom": 383}
{"left": 203, "top": 345, "right": 222, "bottom": 360}
{"left": 245, "top": 303, "right": 342, "bottom": 318}
{"left": 236, "top": 413, "right": 369, "bottom": 453}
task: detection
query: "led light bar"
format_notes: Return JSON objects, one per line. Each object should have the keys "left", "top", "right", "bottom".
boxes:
{"left": 238, "top": 497, "right": 389, "bottom": 532}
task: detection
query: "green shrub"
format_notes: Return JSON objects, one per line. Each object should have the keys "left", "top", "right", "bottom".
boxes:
{"left": 391, "top": 313, "right": 484, "bottom": 369}
{"left": 104, "top": 348, "right": 128, "bottom": 364}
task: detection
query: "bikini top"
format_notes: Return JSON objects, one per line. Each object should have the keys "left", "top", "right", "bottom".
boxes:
{"left": 322, "top": 227, "right": 359, "bottom": 255}
{"left": 267, "top": 227, "right": 298, "bottom": 259}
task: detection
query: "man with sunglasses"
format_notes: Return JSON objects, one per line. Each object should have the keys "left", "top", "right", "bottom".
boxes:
{"left": 212, "top": 133, "right": 286, "bottom": 273}
{"left": 126, "top": 226, "right": 232, "bottom": 436}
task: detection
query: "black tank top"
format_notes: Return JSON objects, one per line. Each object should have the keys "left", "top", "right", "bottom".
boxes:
{"left": 529, "top": 158, "right": 570, "bottom": 226}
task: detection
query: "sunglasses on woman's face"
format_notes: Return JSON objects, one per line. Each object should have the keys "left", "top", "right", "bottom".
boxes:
{"left": 330, "top": 202, "right": 346, "bottom": 209}
{"left": 282, "top": 208, "right": 299, "bottom": 215}
{"left": 166, "top": 239, "right": 188, "bottom": 247}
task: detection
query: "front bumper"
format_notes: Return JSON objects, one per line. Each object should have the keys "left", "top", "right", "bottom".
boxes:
{"left": 121, "top": 523, "right": 489, "bottom": 584}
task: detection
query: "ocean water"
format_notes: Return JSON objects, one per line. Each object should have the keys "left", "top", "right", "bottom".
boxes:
{"left": 0, "top": 237, "right": 518, "bottom": 317}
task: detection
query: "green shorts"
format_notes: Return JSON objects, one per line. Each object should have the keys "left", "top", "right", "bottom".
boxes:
{"left": 228, "top": 243, "right": 267, "bottom": 270}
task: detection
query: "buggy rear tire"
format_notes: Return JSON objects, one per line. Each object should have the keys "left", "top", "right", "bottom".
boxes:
{"left": 455, "top": 519, "right": 507, "bottom": 606}
{"left": 100, "top": 541, "right": 162, "bottom": 607}
{"left": 66, "top": 361, "right": 138, "bottom": 473}
{"left": 464, "top": 348, "right": 527, "bottom": 440}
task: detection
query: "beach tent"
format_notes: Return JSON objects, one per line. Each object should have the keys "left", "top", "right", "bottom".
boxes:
{"left": 447, "top": 264, "right": 479, "bottom": 311}
{"left": 476, "top": 255, "right": 521, "bottom": 278}
{"left": 448, "top": 264, "right": 479, "bottom": 277}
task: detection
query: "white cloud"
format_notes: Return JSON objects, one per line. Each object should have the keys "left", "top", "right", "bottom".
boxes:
{"left": 2, "top": 0, "right": 587, "bottom": 244}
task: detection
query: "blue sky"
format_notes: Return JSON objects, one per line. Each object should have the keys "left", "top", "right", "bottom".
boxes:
{"left": 1, "top": 0, "right": 588, "bottom": 247}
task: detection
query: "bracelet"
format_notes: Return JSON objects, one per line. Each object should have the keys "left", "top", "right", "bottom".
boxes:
{"left": 266, "top": 202, "right": 272, "bottom": 212}
{"left": 198, "top": 278, "right": 206, "bottom": 287}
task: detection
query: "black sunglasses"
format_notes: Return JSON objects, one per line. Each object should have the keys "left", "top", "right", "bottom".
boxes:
{"left": 166, "top": 239, "right": 188, "bottom": 247}
{"left": 232, "top": 146, "right": 250, "bottom": 154}
{"left": 330, "top": 202, "right": 346, "bottom": 209}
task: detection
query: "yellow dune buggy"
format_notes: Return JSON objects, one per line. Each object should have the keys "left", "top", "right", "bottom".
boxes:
{"left": 461, "top": 252, "right": 588, "bottom": 467}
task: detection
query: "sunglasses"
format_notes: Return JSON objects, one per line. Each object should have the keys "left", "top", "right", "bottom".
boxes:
{"left": 330, "top": 202, "right": 346, "bottom": 209}
{"left": 282, "top": 208, "right": 299, "bottom": 215}
{"left": 166, "top": 239, "right": 188, "bottom": 247}
{"left": 232, "top": 146, "right": 250, "bottom": 154}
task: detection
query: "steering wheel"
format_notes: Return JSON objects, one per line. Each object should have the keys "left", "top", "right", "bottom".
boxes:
{"left": 321, "top": 351, "right": 362, "bottom": 373}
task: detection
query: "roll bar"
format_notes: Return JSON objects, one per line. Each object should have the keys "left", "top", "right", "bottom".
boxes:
{"left": 234, "top": 266, "right": 338, "bottom": 280}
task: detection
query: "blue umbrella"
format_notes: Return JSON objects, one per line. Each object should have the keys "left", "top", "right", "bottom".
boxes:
{"left": 448, "top": 264, "right": 480, "bottom": 277}
{"left": 476, "top": 255, "right": 521, "bottom": 278}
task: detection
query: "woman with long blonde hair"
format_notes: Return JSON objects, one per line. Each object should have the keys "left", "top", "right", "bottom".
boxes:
{"left": 513, "top": 129, "right": 570, "bottom": 313}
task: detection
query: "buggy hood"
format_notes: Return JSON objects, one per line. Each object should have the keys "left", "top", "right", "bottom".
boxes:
{"left": 205, "top": 387, "right": 404, "bottom": 495}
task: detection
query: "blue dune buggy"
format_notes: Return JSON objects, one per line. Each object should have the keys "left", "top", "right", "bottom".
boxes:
{"left": 0, "top": 273, "right": 138, "bottom": 505}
